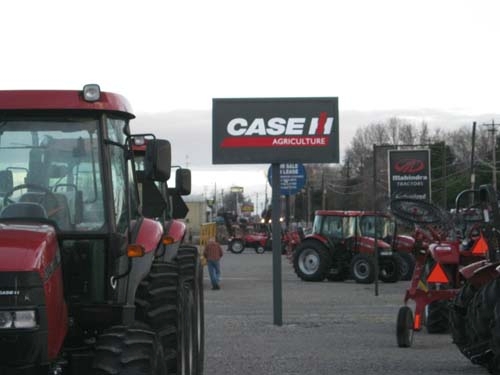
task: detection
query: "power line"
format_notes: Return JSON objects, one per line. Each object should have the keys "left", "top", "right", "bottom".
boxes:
{"left": 483, "top": 119, "right": 499, "bottom": 190}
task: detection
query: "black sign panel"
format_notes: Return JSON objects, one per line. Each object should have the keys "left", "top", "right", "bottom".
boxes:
{"left": 389, "top": 149, "right": 431, "bottom": 201}
{"left": 212, "top": 98, "right": 339, "bottom": 164}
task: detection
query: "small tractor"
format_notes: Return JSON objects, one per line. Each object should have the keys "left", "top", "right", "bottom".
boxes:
{"left": 391, "top": 189, "right": 487, "bottom": 348}
{"left": 0, "top": 85, "right": 203, "bottom": 375}
{"left": 292, "top": 210, "right": 400, "bottom": 283}
{"left": 223, "top": 214, "right": 270, "bottom": 254}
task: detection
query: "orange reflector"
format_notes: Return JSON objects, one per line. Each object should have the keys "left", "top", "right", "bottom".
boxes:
{"left": 471, "top": 234, "right": 488, "bottom": 255}
{"left": 427, "top": 263, "right": 449, "bottom": 284}
{"left": 127, "top": 244, "right": 146, "bottom": 258}
{"left": 414, "top": 313, "right": 421, "bottom": 330}
{"left": 162, "top": 236, "right": 175, "bottom": 245}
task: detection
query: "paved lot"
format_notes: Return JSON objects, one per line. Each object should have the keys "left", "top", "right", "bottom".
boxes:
{"left": 202, "top": 249, "right": 486, "bottom": 375}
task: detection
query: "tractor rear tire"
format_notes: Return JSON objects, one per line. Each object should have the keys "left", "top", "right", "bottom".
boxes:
{"left": 396, "top": 306, "right": 414, "bottom": 348}
{"left": 293, "top": 242, "right": 331, "bottom": 282}
{"left": 379, "top": 256, "right": 400, "bottom": 283}
{"left": 350, "top": 253, "right": 375, "bottom": 284}
{"left": 425, "top": 300, "right": 450, "bottom": 333}
{"left": 92, "top": 323, "right": 167, "bottom": 375}
{"left": 228, "top": 239, "right": 245, "bottom": 254}
{"left": 450, "top": 282, "right": 477, "bottom": 361}
{"left": 395, "top": 252, "right": 415, "bottom": 281}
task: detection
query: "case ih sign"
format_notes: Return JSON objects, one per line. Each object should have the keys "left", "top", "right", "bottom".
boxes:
{"left": 388, "top": 149, "right": 431, "bottom": 201}
{"left": 212, "top": 97, "right": 339, "bottom": 164}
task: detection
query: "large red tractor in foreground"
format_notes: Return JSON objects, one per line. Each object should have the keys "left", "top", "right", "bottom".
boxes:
{"left": 448, "top": 184, "right": 500, "bottom": 373}
{"left": 293, "top": 210, "right": 401, "bottom": 283}
{"left": 0, "top": 85, "right": 203, "bottom": 375}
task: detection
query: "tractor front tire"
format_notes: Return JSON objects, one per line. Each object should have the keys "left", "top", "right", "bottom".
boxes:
{"left": 395, "top": 252, "right": 415, "bottom": 281}
{"left": 92, "top": 323, "right": 167, "bottom": 375}
{"left": 135, "top": 262, "right": 178, "bottom": 371}
{"left": 379, "top": 256, "right": 400, "bottom": 283}
{"left": 350, "top": 253, "right": 376, "bottom": 284}
{"left": 293, "top": 242, "right": 331, "bottom": 282}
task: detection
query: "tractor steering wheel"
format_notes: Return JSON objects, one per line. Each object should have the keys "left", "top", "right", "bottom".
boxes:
{"left": 3, "top": 184, "right": 60, "bottom": 217}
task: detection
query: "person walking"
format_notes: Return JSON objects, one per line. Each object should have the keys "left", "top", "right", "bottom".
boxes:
{"left": 203, "top": 237, "right": 224, "bottom": 290}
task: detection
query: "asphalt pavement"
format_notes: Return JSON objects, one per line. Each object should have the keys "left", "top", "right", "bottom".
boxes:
{"left": 202, "top": 248, "right": 486, "bottom": 375}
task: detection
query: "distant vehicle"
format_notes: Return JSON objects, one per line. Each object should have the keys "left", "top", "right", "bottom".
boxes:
{"left": 293, "top": 210, "right": 400, "bottom": 283}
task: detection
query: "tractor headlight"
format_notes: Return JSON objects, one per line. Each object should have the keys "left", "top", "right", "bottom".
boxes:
{"left": 0, "top": 310, "right": 36, "bottom": 329}
{"left": 83, "top": 84, "right": 101, "bottom": 102}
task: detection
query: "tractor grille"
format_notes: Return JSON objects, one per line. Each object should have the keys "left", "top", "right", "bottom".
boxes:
{"left": 0, "top": 272, "right": 48, "bottom": 368}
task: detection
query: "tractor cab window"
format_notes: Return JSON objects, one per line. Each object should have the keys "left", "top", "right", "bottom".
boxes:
{"left": 0, "top": 118, "right": 105, "bottom": 231}
{"left": 321, "top": 216, "right": 344, "bottom": 239}
{"left": 106, "top": 118, "right": 139, "bottom": 233}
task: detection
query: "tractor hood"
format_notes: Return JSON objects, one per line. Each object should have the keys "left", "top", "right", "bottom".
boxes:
{"left": 0, "top": 223, "right": 58, "bottom": 274}
{"left": 394, "top": 235, "right": 415, "bottom": 252}
{"left": 357, "top": 236, "right": 391, "bottom": 249}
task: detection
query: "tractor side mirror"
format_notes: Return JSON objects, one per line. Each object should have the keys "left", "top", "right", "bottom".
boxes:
{"left": 176, "top": 168, "right": 191, "bottom": 196}
{"left": 144, "top": 139, "right": 171, "bottom": 182}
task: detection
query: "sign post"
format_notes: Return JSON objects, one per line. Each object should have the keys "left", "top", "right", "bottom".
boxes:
{"left": 213, "top": 97, "right": 339, "bottom": 326}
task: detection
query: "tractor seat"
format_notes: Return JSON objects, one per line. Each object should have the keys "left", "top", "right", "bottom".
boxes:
{"left": 0, "top": 202, "right": 48, "bottom": 219}
{"left": 19, "top": 192, "right": 72, "bottom": 230}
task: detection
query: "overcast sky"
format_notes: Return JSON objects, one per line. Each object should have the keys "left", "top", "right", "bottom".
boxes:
{"left": 2, "top": 1, "right": 500, "bottom": 207}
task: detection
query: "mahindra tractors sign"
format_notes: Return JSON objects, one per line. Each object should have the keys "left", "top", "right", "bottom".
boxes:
{"left": 389, "top": 149, "right": 431, "bottom": 201}
{"left": 212, "top": 98, "right": 339, "bottom": 164}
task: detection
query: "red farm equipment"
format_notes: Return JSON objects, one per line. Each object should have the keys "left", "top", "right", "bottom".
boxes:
{"left": 292, "top": 210, "right": 401, "bottom": 283}
{"left": 0, "top": 85, "right": 203, "bottom": 375}
{"left": 449, "top": 184, "right": 500, "bottom": 372}
{"left": 391, "top": 189, "right": 487, "bottom": 348}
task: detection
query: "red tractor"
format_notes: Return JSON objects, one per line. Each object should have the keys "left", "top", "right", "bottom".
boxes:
{"left": 292, "top": 210, "right": 400, "bottom": 283}
{"left": 223, "top": 214, "right": 270, "bottom": 254}
{"left": 0, "top": 85, "right": 203, "bottom": 375}
{"left": 448, "top": 184, "right": 500, "bottom": 372}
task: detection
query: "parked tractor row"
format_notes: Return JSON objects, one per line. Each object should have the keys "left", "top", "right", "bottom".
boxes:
{"left": 0, "top": 86, "right": 204, "bottom": 375}
{"left": 291, "top": 210, "right": 416, "bottom": 283}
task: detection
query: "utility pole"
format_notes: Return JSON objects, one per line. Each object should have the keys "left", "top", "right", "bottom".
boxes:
{"left": 483, "top": 120, "right": 499, "bottom": 191}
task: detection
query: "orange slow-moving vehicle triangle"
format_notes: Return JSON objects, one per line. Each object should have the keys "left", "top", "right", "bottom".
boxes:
{"left": 471, "top": 234, "right": 488, "bottom": 255}
{"left": 427, "top": 263, "right": 449, "bottom": 283}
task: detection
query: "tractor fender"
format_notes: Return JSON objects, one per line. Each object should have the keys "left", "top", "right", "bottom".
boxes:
{"left": 135, "top": 217, "right": 164, "bottom": 254}
{"left": 165, "top": 219, "right": 187, "bottom": 243}
{"left": 459, "top": 259, "right": 500, "bottom": 287}
{"left": 393, "top": 235, "right": 415, "bottom": 253}
{"left": 428, "top": 241, "right": 460, "bottom": 264}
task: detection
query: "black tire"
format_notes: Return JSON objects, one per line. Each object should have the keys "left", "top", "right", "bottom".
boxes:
{"left": 228, "top": 239, "right": 245, "bottom": 254}
{"left": 425, "top": 300, "right": 450, "bottom": 333}
{"left": 135, "top": 262, "right": 178, "bottom": 371}
{"left": 397, "top": 306, "right": 414, "bottom": 348}
{"left": 450, "top": 282, "right": 477, "bottom": 361}
{"left": 92, "top": 323, "right": 167, "bottom": 375}
{"left": 395, "top": 252, "right": 415, "bottom": 281}
{"left": 293, "top": 241, "right": 331, "bottom": 282}
{"left": 177, "top": 246, "right": 204, "bottom": 375}
{"left": 350, "top": 253, "right": 376, "bottom": 284}
{"left": 255, "top": 245, "right": 266, "bottom": 254}
{"left": 379, "top": 256, "right": 400, "bottom": 283}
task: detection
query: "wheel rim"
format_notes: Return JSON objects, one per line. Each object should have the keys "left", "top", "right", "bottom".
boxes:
{"left": 353, "top": 259, "right": 370, "bottom": 279}
{"left": 298, "top": 249, "right": 320, "bottom": 275}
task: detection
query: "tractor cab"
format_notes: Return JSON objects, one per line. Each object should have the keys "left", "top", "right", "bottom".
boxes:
{"left": 0, "top": 85, "right": 180, "bottom": 374}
